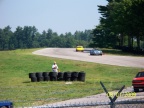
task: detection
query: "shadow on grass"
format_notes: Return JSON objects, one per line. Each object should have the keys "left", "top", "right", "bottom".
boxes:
{"left": 23, "top": 81, "right": 31, "bottom": 83}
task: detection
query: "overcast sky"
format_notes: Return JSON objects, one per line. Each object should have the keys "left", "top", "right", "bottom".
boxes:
{"left": 0, "top": 0, "right": 108, "bottom": 34}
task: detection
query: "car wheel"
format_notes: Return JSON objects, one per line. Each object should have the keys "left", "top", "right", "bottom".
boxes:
{"left": 1, "top": 106, "right": 8, "bottom": 108}
{"left": 134, "top": 88, "right": 139, "bottom": 92}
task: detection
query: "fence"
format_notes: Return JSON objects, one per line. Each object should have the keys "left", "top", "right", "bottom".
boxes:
{"left": 1, "top": 97, "right": 144, "bottom": 108}
{"left": 33, "top": 99, "right": 144, "bottom": 108}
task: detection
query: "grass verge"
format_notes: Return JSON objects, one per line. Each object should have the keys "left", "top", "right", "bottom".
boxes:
{"left": 0, "top": 48, "right": 143, "bottom": 107}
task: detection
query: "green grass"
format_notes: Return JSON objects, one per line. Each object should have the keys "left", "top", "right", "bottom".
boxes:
{"left": 0, "top": 48, "right": 143, "bottom": 107}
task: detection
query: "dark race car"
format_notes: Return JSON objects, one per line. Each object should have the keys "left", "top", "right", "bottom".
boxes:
{"left": 90, "top": 49, "right": 103, "bottom": 56}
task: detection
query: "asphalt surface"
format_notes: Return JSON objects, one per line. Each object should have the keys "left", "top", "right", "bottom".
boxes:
{"left": 33, "top": 48, "right": 144, "bottom": 68}
{"left": 32, "top": 48, "right": 144, "bottom": 107}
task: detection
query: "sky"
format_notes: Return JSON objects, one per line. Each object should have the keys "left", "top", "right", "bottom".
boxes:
{"left": 0, "top": 0, "right": 108, "bottom": 34}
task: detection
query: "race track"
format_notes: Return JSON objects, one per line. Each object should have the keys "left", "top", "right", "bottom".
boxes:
{"left": 33, "top": 48, "right": 144, "bottom": 68}
{"left": 32, "top": 48, "right": 144, "bottom": 107}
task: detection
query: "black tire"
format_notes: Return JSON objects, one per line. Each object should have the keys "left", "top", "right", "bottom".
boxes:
{"left": 71, "top": 72, "right": 79, "bottom": 81}
{"left": 49, "top": 72, "right": 57, "bottom": 81}
{"left": 36, "top": 72, "right": 43, "bottom": 77}
{"left": 49, "top": 72, "right": 58, "bottom": 77}
{"left": 31, "top": 77, "right": 37, "bottom": 82}
{"left": 78, "top": 72, "right": 86, "bottom": 82}
{"left": 64, "top": 72, "right": 71, "bottom": 81}
{"left": 43, "top": 72, "right": 49, "bottom": 77}
{"left": 37, "top": 77, "right": 44, "bottom": 82}
{"left": 64, "top": 72, "right": 71, "bottom": 77}
{"left": 57, "top": 72, "right": 64, "bottom": 81}
{"left": 65, "top": 77, "right": 71, "bottom": 81}
{"left": 50, "top": 76, "right": 57, "bottom": 81}
{"left": 44, "top": 76, "right": 50, "bottom": 81}
{"left": 71, "top": 72, "right": 79, "bottom": 77}
{"left": 134, "top": 88, "right": 139, "bottom": 92}
{"left": 71, "top": 77, "right": 78, "bottom": 81}
{"left": 29, "top": 73, "right": 36, "bottom": 78}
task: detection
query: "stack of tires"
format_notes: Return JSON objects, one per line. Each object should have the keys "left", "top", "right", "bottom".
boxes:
{"left": 29, "top": 71, "right": 86, "bottom": 82}
{"left": 43, "top": 72, "right": 50, "bottom": 81}
{"left": 71, "top": 72, "right": 79, "bottom": 81}
{"left": 64, "top": 72, "right": 72, "bottom": 81}
{"left": 78, "top": 71, "right": 86, "bottom": 82}
{"left": 57, "top": 72, "right": 64, "bottom": 81}
{"left": 29, "top": 72, "right": 49, "bottom": 82}
{"left": 29, "top": 73, "right": 37, "bottom": 82}
{"left": 36, "top": 72, "right": 44, "bottom": 82}
{"left": 49, "top": 72, "right": 57, "bottom": 81}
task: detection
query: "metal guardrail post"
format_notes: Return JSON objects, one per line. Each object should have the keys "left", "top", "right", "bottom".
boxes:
{"left": 100, "top": 81, "right": 125, "bottom": 108}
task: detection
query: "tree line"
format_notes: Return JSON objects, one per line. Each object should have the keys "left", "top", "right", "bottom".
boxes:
{"left": 91, "top": 0, "right": 144, "bottom": 53}
{"left": 0, "top": 26, "right": 93, "bottom": 50}
{"left": 1, "top": 0, "right": 144, "bottom": 53}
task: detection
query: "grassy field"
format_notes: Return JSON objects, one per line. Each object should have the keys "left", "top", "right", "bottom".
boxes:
{"left": 0, "top": 48, "right": 143, "bottom": 107}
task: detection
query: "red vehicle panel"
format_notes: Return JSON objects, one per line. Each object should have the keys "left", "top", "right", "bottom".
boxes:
{"left": 132, "top": 71, "right": 144, "bottom": 92}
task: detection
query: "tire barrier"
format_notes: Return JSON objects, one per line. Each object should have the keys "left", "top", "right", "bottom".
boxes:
{"left": 43, "top": 72, "right": 49, "bottom": 77}
{"left": 43, "top": 72, "right": 50, "bottom": 81}
{"left": 49, "top": 72, "right": 57, "bottom": 81}
{"left": 71, "top": 72, "right": 79, "bottom": 81}
{"left": 36, "top": 72, "right": 43, "bottom": 77}
{"left": 29, "top": 73, "right": 37, "bottom": 82}
{"left": 44, "top": 76, "right": 50, "bottom": 81}
{"left": 29, "top": 71, "right": 86, "bottom": 82}
{"left": 37, "top": 77, "right": 44, "bottom": 82}
{"left": 64, "top": 72, "right": 72, "bottom": 81}
{"left": 30, "top": 77, "right": 37, "bottom": 82}
{"left": 36, "top": 72, "right": 44, "bottom": 82}
{"left": 29, "top": 73, "right": 36, "bottom": 78}
{"left": 78, "top": 71, "right": 86, "bottom": 82}
{"left": 57, "top": 72, "right": 64, "bottom": 81}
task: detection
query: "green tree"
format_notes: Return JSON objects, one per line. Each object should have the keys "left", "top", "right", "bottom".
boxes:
{"left": 14, "top": 26, "right": 24, "bottom": 48}
{"left": 0, "top": 26, "right": 13, "bottom": 50}
{"left": 39, "top": 30, "right": 47, "bottom": 47}
{"left": 92, "top": 0, "right": 144, "bottom": 51}
{"left": 0, "top": 28, "right": 5, "bottom": 50}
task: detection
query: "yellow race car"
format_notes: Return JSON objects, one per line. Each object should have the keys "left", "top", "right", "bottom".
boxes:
{"left": 76, "top": 46, "right": 84, "bottom": 52}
